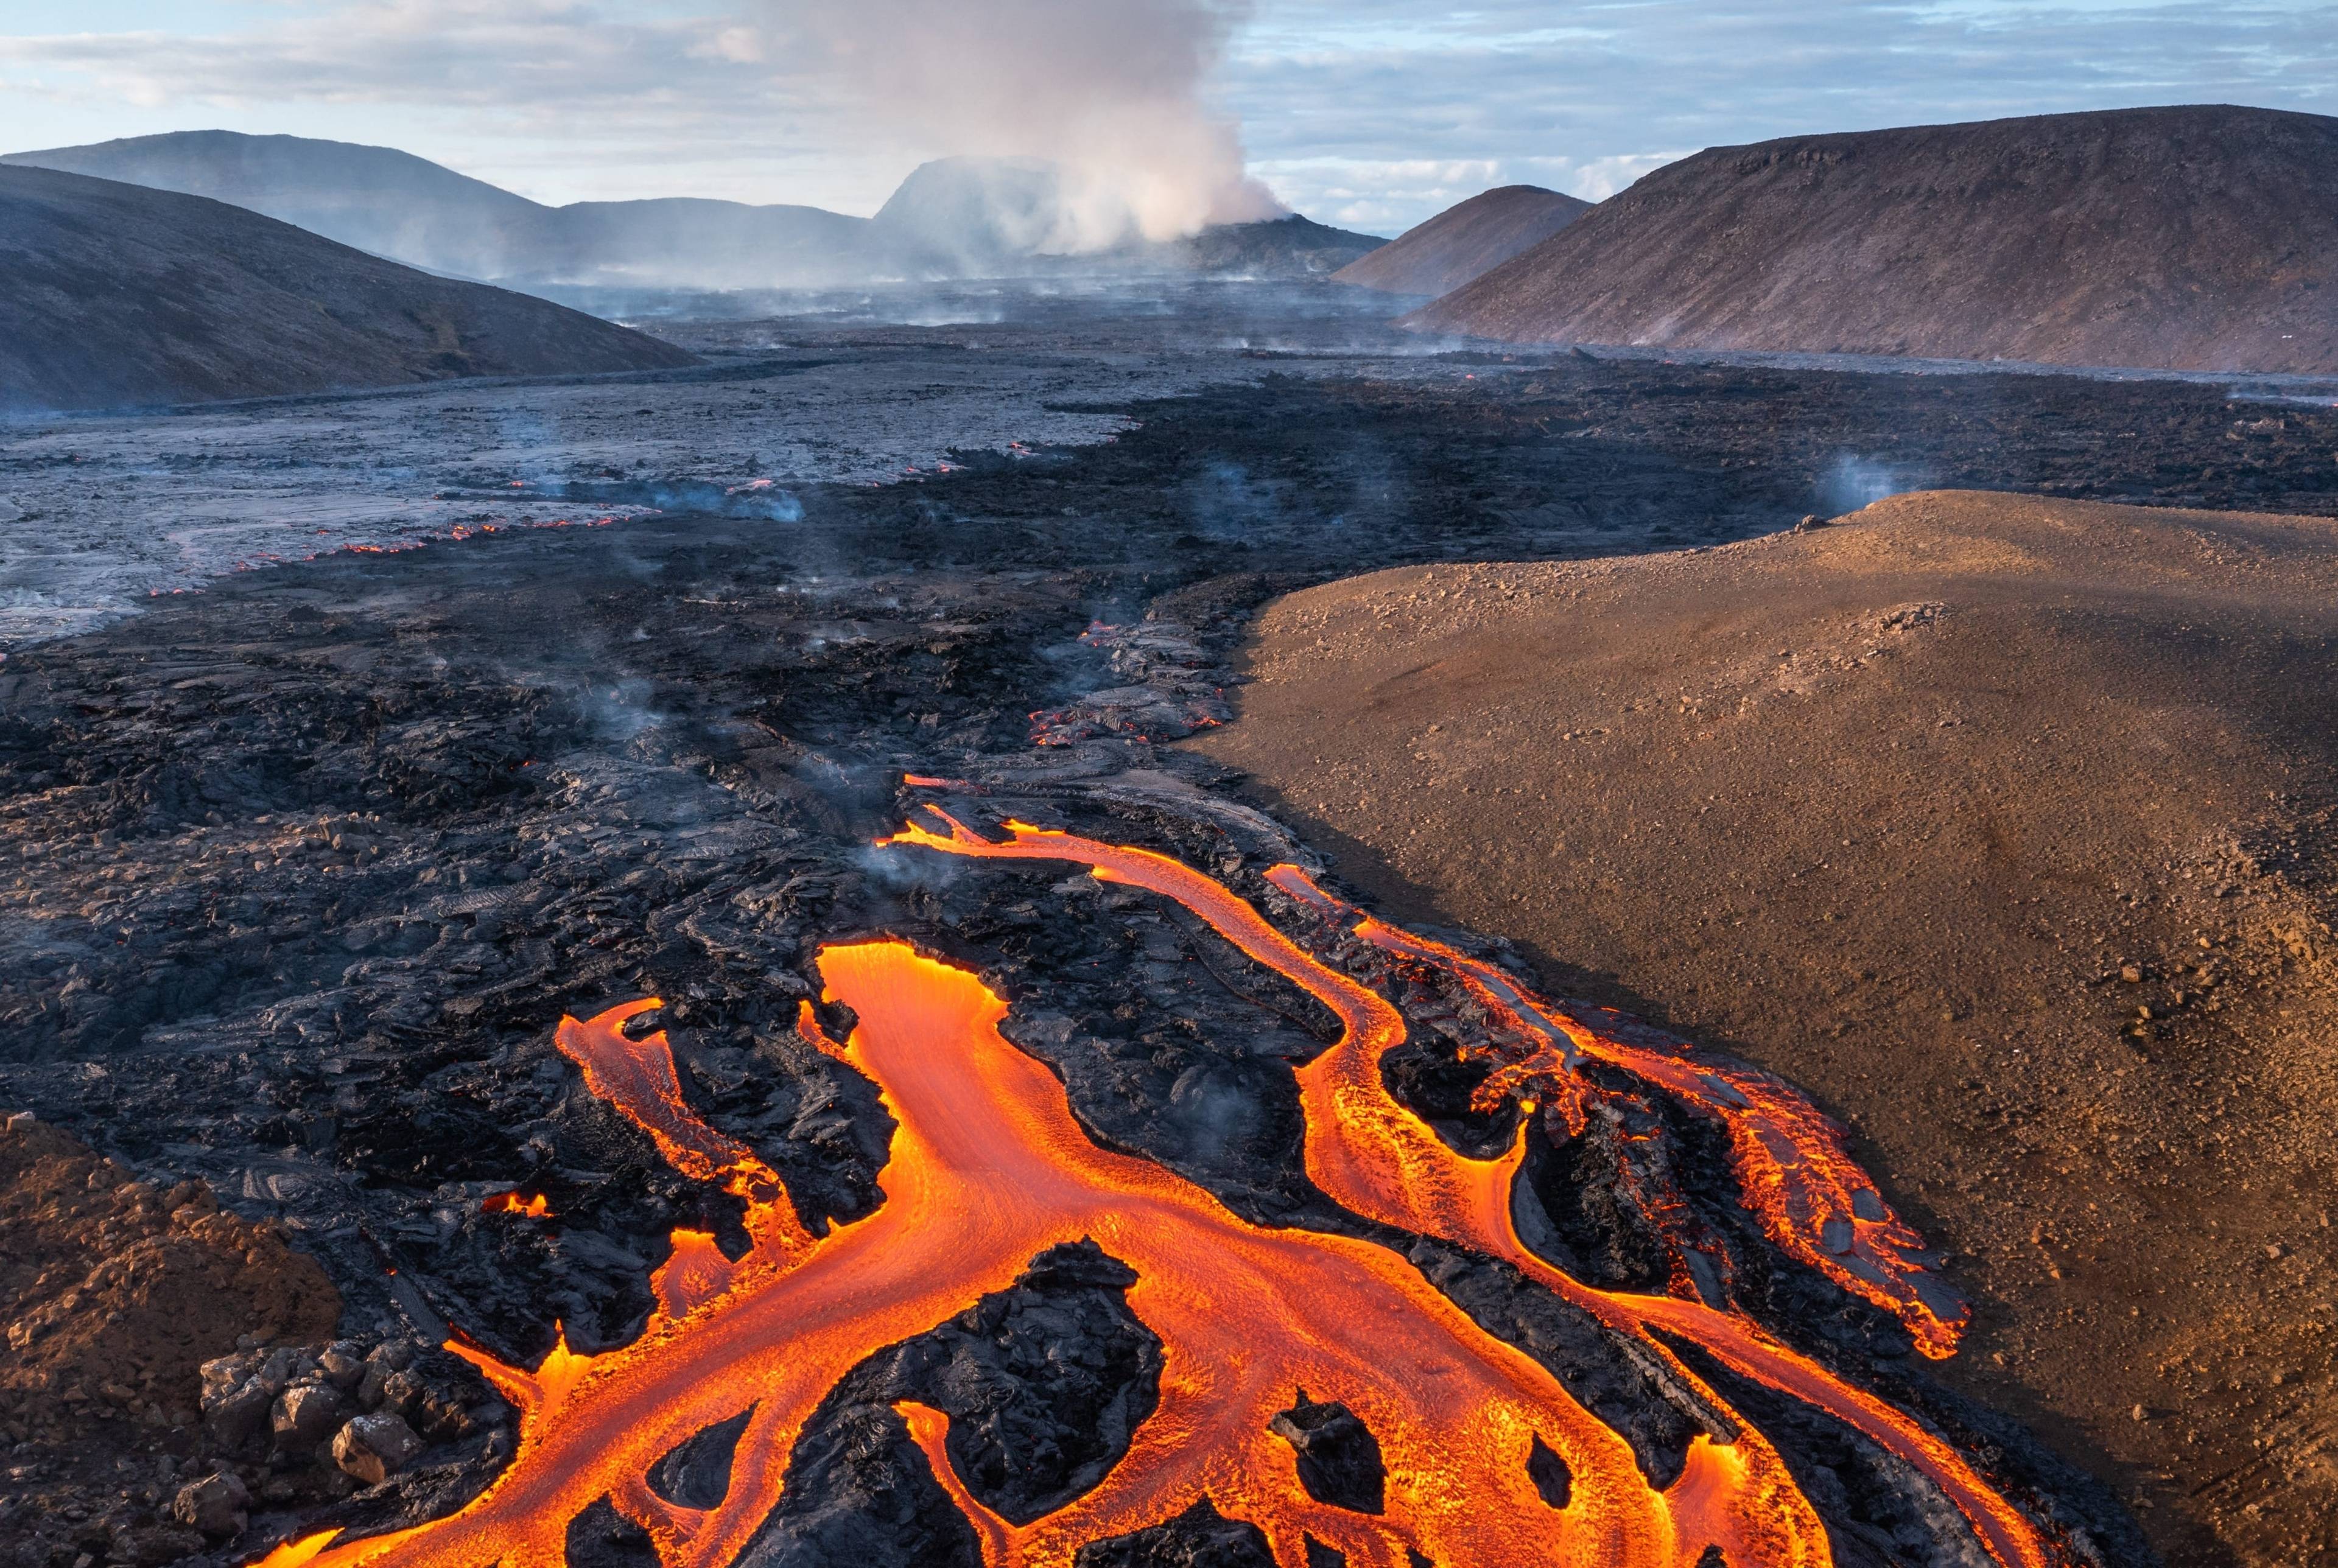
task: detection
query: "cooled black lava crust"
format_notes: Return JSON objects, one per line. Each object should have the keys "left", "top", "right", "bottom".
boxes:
{"left": 7, "top": 361, "right": 2312, "bottom": 1567}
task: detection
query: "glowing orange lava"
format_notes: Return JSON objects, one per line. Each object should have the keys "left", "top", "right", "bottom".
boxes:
{"left": 885, "top": 811, "right": 2060, "bottom": 1568}
{"left": 481, "top": 1191, "right": 553, "bottom": 1219}
{"left": 260, "top": 947, "right": 1822, "bottom": 1568}
{"left": 1265, "top": 871, "right": 1970, "bottom": 1358}
{"left": 249, "top": 816, "right": 2067, "bottom": 1568}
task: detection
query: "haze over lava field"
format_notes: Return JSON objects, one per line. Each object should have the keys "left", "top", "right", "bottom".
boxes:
{"left": 6, "top": 286, "right": 2338, "bottom": 1568}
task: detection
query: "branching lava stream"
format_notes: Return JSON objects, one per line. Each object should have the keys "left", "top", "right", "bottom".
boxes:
{"left": 884, "top": 812, "right": 2062, "bottom": 1568}
{"left": 255, "top": 811, "right": 2068, "bottom": 1568}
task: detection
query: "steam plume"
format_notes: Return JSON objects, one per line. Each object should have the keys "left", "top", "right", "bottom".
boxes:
{"left": 774, "top": 0, "right": 1283, "bottom": 245}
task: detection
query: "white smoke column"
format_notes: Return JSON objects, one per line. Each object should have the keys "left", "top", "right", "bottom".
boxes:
{"left": 776, "top": 0, "right": 1284, "bottom": 245}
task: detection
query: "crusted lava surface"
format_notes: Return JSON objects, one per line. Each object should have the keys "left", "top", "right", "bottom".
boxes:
{"left": 5, "top": 345, "right": 2333, "bottom": 1568}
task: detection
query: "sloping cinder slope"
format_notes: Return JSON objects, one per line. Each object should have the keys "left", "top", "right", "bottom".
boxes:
{"left": 1408, "top": 106, "right": 2338, "bottom": 374}
{"left": 2, "top": 129, "right": 546, "bottom": 282}
{"left": 1188, "top": 489, "right": 2338, "bottom": 1567}
{"left": 1335, "top": 185, "right": 1590, "bottom": 296}
{"left": 0, "top": 166, "right": 695, "bottom": 413}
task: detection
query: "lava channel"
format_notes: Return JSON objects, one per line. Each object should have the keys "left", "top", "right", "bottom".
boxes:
{"left": 258, "top": 943, "right": 1812, "bottom": 1568}
{"left": 883, "top": 810, "right": 2065, "bottom": 1568}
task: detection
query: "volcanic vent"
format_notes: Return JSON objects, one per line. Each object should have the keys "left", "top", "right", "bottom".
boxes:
{"left": 250, "top": 790, "right": 2102, "bottom": 1568}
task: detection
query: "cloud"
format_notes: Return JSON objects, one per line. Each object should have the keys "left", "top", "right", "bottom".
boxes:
{"left": 760, "top": 0, "right": 1283, "bottom": 239}
{"left": 0, "top": 1, "right": 882, "bottom": 208}
{"left": 2, "top": 0, "right": 2333, "bottom": 229}
{"left": 2, "top": 2, "right": 732, "bottom": 107}
{"left": 1226, "top": 0, "right": 2338, "bottom": 226}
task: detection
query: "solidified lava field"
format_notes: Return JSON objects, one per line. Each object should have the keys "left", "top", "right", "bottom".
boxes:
{"left": 5, "top": 288, "right": 2338, "bottom": 1568}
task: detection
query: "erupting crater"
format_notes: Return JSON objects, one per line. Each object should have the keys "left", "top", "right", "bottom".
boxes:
{"left": 255, "top": 812, "right": 2070, "bottom": 1568}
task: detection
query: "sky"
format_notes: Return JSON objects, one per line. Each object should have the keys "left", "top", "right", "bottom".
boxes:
{"left": 1, "top": 1, "right": 2333, "bottom": 235}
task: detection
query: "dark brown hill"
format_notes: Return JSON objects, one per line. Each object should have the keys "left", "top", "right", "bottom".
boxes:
{"left": 1334, "top": 185, "right": 1590, "bottom": 296}
{"left": 1408, "top": 106, "right": 2338, "bottom": 374}
{"left": 0, "top": 166, "right": 693, "bottom": 413}
{"left": 1174, "top": 213, "right": 1387, "bottom": 276}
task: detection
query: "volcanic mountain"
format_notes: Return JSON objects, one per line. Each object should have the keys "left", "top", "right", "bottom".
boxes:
{"left": 1172, "top": 213, "right": 1386, "bottom": 276}
{"left": 1, "top": 130, "right": 877, "bottom": 289}
{"left": 1335, "top": 185, "right": 1590, "bottom": 296}
{"left": 865, "top": 156, "right": 1074, "bottom": 273}
{"left": 0, "top": 165, "right": 695, "bottom": 413}
{"left": 1406, "top": 105, "right": 2338, "bottom": 374}
{"left": 3, "top": 131, "right": 1380, "bottom": 289}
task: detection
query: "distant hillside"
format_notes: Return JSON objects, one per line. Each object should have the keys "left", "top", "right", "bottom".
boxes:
{"left": 2, "top": 131, "right": 881, "bottom": 289}
{"left": 1175, "top": 215, "right": 1386, "bottom": 276}
{"left": 2, "top": 130, "right": 543, "bottom": 281}
{"left": 3, "top": 132, "right": 1377, "bottom": 289}
{"left": 1407, "top": 106, "right": 2338, "bottom": 374}
{"left": 1335, "top": 186, "right": 1589, "bottom": 296}
{"left": 529, "top": 197, "right": 875, "bottom": 289}
{"left": 0, "top": 166, "right": 695, "bottom": 413}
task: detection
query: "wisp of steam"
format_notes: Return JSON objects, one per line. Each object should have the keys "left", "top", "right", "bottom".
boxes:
{"left": 1819, "top": 454, "right": 1911, "bottom": 514}
{"left": 777, "top": 0, "right": 1282, "bottom": 249}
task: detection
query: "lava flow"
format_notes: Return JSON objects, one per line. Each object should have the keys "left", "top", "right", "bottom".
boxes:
{"left": 258, "top": 945, "right": 1819, "bottom": 1568}
{"left": 253, "top": 815, "right": 2063, "bottom": 1568}
{"left": 883, "top": 811, "right": 2064, "bottom": 1568}
{"left": 1263, "top": 870, "right": 1971, "bottom": 1357}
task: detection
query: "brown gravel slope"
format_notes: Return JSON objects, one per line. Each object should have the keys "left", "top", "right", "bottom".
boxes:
{"left": 1, "top": 1116, "right": 340, "bottom": 1443}
{"left": 1187, "top": 491, "right": 2338, "bottom": 1567}
{"left": 1405, "top": 106, "right": 2338, "bottom": 374}
{"left": 1333, "top": 185, "right": 1592, "bottom": 297}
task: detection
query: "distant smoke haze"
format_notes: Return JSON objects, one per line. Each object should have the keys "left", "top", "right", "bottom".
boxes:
{"left": 774, "top": 0, "right": 1283, "bottom": 246}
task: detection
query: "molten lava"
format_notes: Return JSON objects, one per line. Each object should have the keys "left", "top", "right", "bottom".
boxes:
{"left": 480, "top": 1191, "right": 552, "bottom": 1219}
{"left": 252, "top": 813, "right": 2068, "bottom": 1568}
{"left": 884, "top": 811, "right": 2060, "bottom": 1568}
{"left": 1265, "top": 870, "right": 1970, "bottom": 1357}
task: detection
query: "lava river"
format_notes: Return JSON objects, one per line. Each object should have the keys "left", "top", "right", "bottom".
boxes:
{"left": 259, "top": 812, "right": 2069, "bottom": 1568}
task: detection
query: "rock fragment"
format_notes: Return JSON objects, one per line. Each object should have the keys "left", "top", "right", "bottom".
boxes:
{"left": 318, "top": 1343, "right": 366, "bottom": 1390}
{"left": 203, "top": 1380, "right": 276, "bottom": 1454}
{"left": 334, "top": 1412, "right": 427, "bottom": 1485}
{"left": 273, "top": 1382, "right": 352, "bottom": 1451}
{"left": 1269, "top": 1392, "right": 1386, "bottom": 1514}
{"left": 172, "top": 1470, "right": 252, "bottom": 1537}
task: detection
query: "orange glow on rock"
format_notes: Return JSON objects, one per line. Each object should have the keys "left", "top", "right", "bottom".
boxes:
{"left": 481, "top": 1190, "right": 552, "bottom": 1219}
{"left": 247, "top": 1531, "right": 344, "bottom": 1568}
